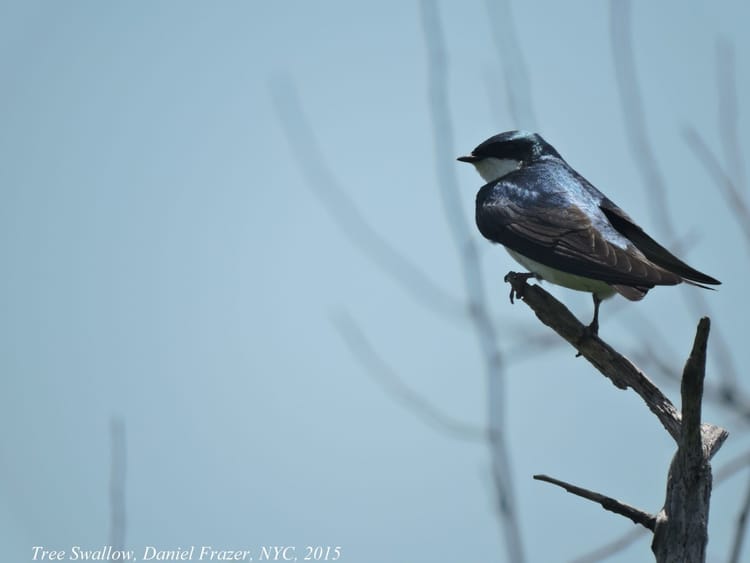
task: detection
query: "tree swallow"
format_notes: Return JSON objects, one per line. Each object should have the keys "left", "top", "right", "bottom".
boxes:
{"left": 458, "top": 130, "right": 720, "bottom": 335}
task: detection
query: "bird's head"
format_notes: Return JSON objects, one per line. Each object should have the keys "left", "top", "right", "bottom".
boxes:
{"left": 457, "top": 130, "right": 561, "bottom": 182}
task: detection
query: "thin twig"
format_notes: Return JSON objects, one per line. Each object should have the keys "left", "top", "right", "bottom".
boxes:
{"left": 534, "top": 474, "right": 656, "bottom": 530}
{"left": 728, "top": 470, "right": 750, "bottom": 563}
{"left": 609, "top": 0, "right": 673, "bottom": 232}
{"left": 270, "top": 79, "right": 465, "bottom": 320}
{"left": 569, "top": 528, "right": 648, "bottom": 563}
{"left": 682, "top": 126, "right": 750, "bottom": 250}
{"left": 503, "top": 328, "right": 564, "bottom": 365}
{"left": 484, "top": 0, "right": 538, "bottom": 130}
{"left": 633, "top": 340, "right": 750, "bottom": 424}
{"left": 420, "top": 3, "right": 525, "bottom": 561}
{"left": 716, "top": 38, "right": 746, "bottom": 192}
{"left": 717, "top": 451, "right": 750, "bottom": 483}
{"left": 626, "top": 305, "right": 750, "bottom": 422}
{"left": 333, "top": 311, "right": 488, "bottom": 443}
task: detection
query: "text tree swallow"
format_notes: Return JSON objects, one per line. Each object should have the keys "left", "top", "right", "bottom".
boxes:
{"left": 458, "top": 131, "right": 720, "bottom": 335}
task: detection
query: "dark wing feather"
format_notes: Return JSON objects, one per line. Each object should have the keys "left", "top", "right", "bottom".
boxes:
{"left": 476, "top": 183, "right": 682, "bottom": 288}
{"left": 599, "top": 200, "right": 721, "bottom": 285}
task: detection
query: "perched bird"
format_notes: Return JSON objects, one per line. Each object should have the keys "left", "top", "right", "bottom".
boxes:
{"left": 457, "top": 130, "right": 720, "bottom": 335}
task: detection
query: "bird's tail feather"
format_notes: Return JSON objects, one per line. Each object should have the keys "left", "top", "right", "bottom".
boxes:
{"left": 683, "top": 279, "right": 718, "bottom": 291}
{"left": 600, "top": 205, "right": 721, "bottom": 286}
{"left": 611, "top": 284, "right": 648, "bottom": 301}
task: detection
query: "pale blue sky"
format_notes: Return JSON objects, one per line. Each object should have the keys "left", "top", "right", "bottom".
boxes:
{"left": 1, "top": 2, "right": 748, "bottom": 562}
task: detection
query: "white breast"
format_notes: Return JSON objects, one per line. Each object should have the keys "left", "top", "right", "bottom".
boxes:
{"left": 506, "top": 249, "right": 616, "bottom": 299}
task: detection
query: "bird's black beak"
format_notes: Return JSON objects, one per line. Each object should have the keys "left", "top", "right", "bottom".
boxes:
{"left": 457, "top": 155, "right": 478, "bottom": 163}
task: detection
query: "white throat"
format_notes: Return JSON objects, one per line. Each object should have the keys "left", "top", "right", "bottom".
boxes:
{"left": 473, "top": 157, "right": 521, "bottom": 183}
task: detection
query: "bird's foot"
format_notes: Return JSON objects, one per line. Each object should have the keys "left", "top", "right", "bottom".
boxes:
{"left": 575, "top": 320, "right": 599, "bottom": 357}
{"left": 503, "top": 271, "right": 540, "bottom": 304}
{"left": 575, "top": 294, "right": 603, "bottom": 357}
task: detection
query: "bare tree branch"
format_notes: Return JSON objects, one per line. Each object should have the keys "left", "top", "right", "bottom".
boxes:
{"left": 569, "top": 527, "right": 648, "bottom": 563}
{"left": 609, "top": 0, "right": 673, "bottom": 232}
{"left": 682, "top": 126, "right": 750, "bottom": 250}
{"left": 534, "top": 474, "right": 656, "bottom": 530}
{"left": 270, "top": 79, "right": 465, "bottom": 321}
{"left": 652, "top": 319, "right": 714, "bottom": 562}
{"left": 333, "top": 311, "right": 488, "bottom": 443}
{"left": 717, "top": 451, "right": 750, "bottom": 483}
{"left": 681, "top": 319, "right": 710, "bottom": 454}
{"left": 109, "top": 417, "right": 126, "bottom": 551}
{"left": 504, "top": 274, "right": 728, "bottom": 457}
{"left": 484, "top": 0, "right": 538, "bottom": 130}
{"left": 419, "top": 2, "right": 525, "bottom": 560}
{"left": 503, "top": 328, "right": 564, "bottom": 364}
{"left": 627, "top": 307, "right": 750, "bottom": 423}
{"left": 633, "top": 341, "right": 750, "bottom": 424}
{"left": 728, "top": 470, "right": 750, "bottom": 563}
{"left": 572, "top": 449, "right": 750, "bottom": 563}
{"left": 523, "top": 293, "right": 727, "bottom": 560}
{"left": 716, "top": 38, "right": 746, "bottom": 192}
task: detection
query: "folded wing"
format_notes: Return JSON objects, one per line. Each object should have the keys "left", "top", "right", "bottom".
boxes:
{"left": 476, "top": 179, "right": 684, "bottom": 289}
{"left": 599, "top": 200, "right": 721, "bottom": 286}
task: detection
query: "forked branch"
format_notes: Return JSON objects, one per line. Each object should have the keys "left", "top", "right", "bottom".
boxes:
{"left": 508, "top": 276, "right": 729, "bottom": 562}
